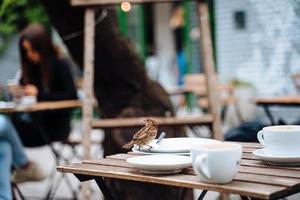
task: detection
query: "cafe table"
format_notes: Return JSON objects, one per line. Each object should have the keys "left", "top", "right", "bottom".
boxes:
{"left": 0, "top": 99, "right": 82, "bottom": 113}
{"left": 57, "top": 142, "right": 300, "bottom": 200}
{"left": 254, "top": 95, "right": 300, "bottom": 125}
{"left": 0, "top": 100, "right": 82, "bottom": 199}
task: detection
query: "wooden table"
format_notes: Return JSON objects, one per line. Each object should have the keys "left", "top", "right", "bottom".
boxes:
{"left": 57, "top": 142, "right": 300, "bottom": 200}
{"left": 254, "top": 96, "right": 300, "bottom": 125}
{"left": 0, "top": 100, "right": 82, "bottom": 113}
{"left": 0, "top": 100, "right": 82, "bottom": 199}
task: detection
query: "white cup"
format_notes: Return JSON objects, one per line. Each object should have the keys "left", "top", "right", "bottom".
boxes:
{"left": 257, "top": 125, "right": 300, "bottom": 156}
{"left": 20, "top": 96, "right": 37, "bottom": 106}
{"left": 191, "top": 143, "right": 242, "bottom": 184}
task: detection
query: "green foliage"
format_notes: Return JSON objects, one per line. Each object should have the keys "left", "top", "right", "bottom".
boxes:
{"left": 0, "top": 0, "right": 49, "bottom": 56}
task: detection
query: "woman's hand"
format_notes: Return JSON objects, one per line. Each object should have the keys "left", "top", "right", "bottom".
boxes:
{"left": 24, "top": 84, "right": 38, "bottom": 96}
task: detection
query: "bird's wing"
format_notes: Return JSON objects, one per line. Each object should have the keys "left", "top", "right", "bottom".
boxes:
{"left": 122, "top": 140, "right": 135, "bottom": 149}
{"left": 133, "top": 126, "right": 151, "bottom": 140}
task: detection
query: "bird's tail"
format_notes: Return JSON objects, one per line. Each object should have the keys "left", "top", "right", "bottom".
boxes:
{"left": 122, "top": 140, "right": 135, "bottom": 149}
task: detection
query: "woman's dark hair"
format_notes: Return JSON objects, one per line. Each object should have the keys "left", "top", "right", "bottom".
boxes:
{"left": 19, "top": 24, "right": 60, "bottom": 88}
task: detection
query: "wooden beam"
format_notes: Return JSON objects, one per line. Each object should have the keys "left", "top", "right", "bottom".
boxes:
{"left": 197, "top": 1, "right": 222, "bottom": 140}
{"left": 81, "top": 7, "right": 95, "bottom": 199}
{"left": 71, "top": 0, "right": 187, "bottom": 6}
{"left": 92, "top": 115, "right": 213, "bottom": 129}
{"left": 82, "top": 7, "right": 95, "bottom": 160}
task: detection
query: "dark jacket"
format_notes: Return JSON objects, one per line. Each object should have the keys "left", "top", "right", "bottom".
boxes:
{"left": 13, "top": 58, "right": 78, "bottom": 147}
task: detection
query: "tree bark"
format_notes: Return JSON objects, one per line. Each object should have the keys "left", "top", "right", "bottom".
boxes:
{"left": 40, "top": 1, "right": 190, "bottom": 199}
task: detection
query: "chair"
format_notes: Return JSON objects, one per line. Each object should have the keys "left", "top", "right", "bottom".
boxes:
{"left": 45, "top": 132, "right": 102, "bottom": 199}
{"left": 12, "top": 182, "right": 26, "bottom": 200}
{"left": 183, "top": 73, "right": 244, "bottom": 123}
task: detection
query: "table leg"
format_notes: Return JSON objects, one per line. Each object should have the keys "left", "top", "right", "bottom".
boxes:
{"left": 94, "top": 177, "right": 115, "bottom": 200}
{"left": 263, "top": 105, "right": 276, "bottom": 125}
{"left": 178, "top": 188, "right": 186, "bottom": 200}
{"left": 74, "top": 174, "right": 115, "bottom": 200}
{"left": 240, "top": 196, "right": 250, "bottom": 200}
{"left": 240, "top": 196, "right": 258, "bottom": 200}
{"left": 197, "top": 190, "right": 208, "bottom": 200}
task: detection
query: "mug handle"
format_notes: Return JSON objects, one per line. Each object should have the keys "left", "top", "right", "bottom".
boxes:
{"left": 194, "top": 154, "right": 211, "bottom": 179}
{"left": 257, "top": 130, "right": 265, "bottom": 147}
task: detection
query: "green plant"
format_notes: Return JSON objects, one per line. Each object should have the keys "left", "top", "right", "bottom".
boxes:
{"left": 0, "top": 0, "right": 49, "bottom": 56}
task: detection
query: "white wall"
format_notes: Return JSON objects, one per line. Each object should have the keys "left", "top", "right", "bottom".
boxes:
{"left": 215, "top": 0, "right": 300, "bottom": 96}
{"left": 0, "top": 36, "right": 19, "bottom": 84}
{"left": 215, "top": 0, "right": 253, "bottom": 83}
{"left": 153, "top": 3, "right": 177, "bottom": 87}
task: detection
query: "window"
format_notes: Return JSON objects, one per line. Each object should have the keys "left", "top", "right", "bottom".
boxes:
{"left": 234, "top": 11, "right": 246, "bottom": 30}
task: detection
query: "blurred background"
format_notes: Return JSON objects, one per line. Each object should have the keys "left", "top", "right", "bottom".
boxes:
{"left": 1, "top": 0, "right": 300, "bottom": 199}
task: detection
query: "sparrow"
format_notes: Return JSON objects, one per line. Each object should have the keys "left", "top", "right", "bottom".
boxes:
{"left": 122, "top": 119, "right": 158, "bottom": 150}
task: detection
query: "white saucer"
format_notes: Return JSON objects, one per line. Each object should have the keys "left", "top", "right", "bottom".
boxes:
{"left": 253, "top": 148, "right": 300, "bottom": 166}
{"left": 126, "top": 155, "right": 191, "bottom": 174}
{"left": 0, "top": 101, "right": 16, "bottom": 109}
{"left": 132, "top": 148, "right": 189, "bottom": 155}
{"left": 132, "top": 137, "right": 220, "bottom": 154}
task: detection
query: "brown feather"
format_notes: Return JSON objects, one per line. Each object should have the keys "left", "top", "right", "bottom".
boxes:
{"left": 122, "top": 119, "right": 158, "bottom": 149}
{"left": 122, "top": 140, "right": 135, "bottom": 149}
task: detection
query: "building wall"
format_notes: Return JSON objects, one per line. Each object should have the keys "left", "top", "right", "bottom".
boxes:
{"left": 215, "top": 0, "right": 300, "bottom": 96}
{"left": 153, "top": 3, "right": 177, "bottom": 87}
{"left": 0, "top": 36, "right": 19, "bottom": 84}
{"left": 215, "top": 0, "right": 254, "bottom": 83}
{"left": 215, "top": 0, "right": 300, "bottom": 123}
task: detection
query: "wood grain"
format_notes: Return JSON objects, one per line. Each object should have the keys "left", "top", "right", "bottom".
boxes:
{"left": 198, "top": 1, "right": 222, "bottom": 140}
{"left": 0, "top": 100, "right": 81, "bottom": 113}
{"left": 57, "top": 163, "right": 288, "bottom": 199}
{"left": 91, "top": 115, "right": 213, "bottom": 128}
{"left": 254, "top": 96, "right": 300, "bottom": 106}
{"left": 57, "top": 143, "right": 300, "bottom": 199}
{"left": 81, "top": 8, "right": 96, "bottom": 198}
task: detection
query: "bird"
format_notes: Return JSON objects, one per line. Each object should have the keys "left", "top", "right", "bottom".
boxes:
{"left": 122, "top": 118, "right": 158, "bottom": 150}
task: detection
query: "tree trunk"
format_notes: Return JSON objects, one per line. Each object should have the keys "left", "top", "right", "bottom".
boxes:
{"left": 41, "top": 1, "right": 190, "bottom": 199}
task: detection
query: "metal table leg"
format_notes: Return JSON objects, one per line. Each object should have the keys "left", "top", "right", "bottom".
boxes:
{"left": 74, "top": 174, "right": 115, "bottom": 200}
{"left": 197, "top": 190, "right": 208, "bottom": 200}
{"left": 240, "top": 196, "right": 250, "bottom": 200}
{"left": 240, "top": 196, "right": 258, "bottom": 200}
{"left": 263, "top": 105, "right": 276, "bottom": 125}
{"left": 94, "top": 177, "right": 115, "bottom": 200}
{"left": 178, "top": 188, "right": 186, "bottom": 200}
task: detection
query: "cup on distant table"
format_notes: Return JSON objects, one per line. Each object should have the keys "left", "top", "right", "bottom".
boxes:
{"left": 20, "top": 96, "right": 37, "bottom": 106}
{"left": 191, "top": 143, "right": 242, "bottom": 184}
{"left": 7, "top": 81, "right": 23, "bottom": 104}
{"left": 257, "top": 125, "right": 300, "bottom": 156}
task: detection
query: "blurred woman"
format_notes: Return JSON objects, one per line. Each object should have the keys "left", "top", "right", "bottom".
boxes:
{"left": 13, "top": 23, "right": 77, "bottom": 147}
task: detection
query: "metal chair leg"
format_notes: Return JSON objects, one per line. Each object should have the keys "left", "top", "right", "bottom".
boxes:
{"left": 12, "top": 182, "right": 26, "bottom": 200}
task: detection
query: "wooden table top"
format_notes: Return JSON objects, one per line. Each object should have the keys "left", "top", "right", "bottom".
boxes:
{"left": 0, "top": 100, "right": 82, "bottom": 113}
{"left": 57, "top": 142, "right": 300, "bottom": 200}
{"left": 254, "top": 95, "right": 300, "bottom": 106}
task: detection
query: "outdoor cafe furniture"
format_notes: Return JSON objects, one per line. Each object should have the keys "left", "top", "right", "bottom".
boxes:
{"left": 57, "top": 142, "right": 300, "bottom": 200}
{"left": 0, "top": 100, "right": 82, "bottom": 199}
{"left": 254, "top": 96, "right": 300, "bottom": 125}
{"left": 0, "top": 100, "right": 82, "bottom": 113}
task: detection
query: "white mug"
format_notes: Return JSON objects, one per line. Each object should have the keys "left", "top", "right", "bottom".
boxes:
{"left": 257, "top": 125, "right": 300, "bottom": 156}
{"left": 191, "top": 143, "right": 242, "bottom": 184}
{"left": 20, "top": 96, "right": 37, "bottom": 106}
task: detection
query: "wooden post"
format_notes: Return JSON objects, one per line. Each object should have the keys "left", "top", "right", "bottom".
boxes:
{"left": 81, "top": 7, "right": 95, "bottom": 199}
{"left": 197, "top": 0, "right": 223, "bottom": 140}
